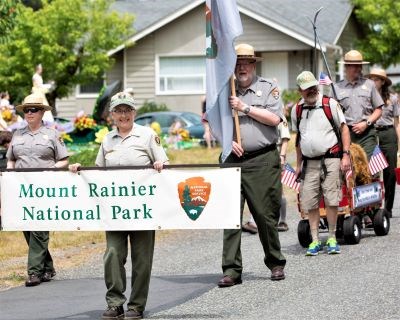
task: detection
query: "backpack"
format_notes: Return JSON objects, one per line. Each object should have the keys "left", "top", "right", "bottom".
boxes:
{"left": 295, "top": 95, "right": 342, "bottom": 151}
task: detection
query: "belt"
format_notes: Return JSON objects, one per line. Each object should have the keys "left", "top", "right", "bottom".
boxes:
{"left": 348, "top": 124, "right": 373, "bottom": 135}
{"left": 242, "top": 144, "right": 276, "bottom": 159}
{"left": 375, "top": 125, "right": 393, "bottom": 131}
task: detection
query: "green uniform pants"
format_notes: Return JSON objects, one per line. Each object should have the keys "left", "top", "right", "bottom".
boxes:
{"left": 222, "top": 148, "right": 286, "bottom": 280}
{"left": 23, "top": 231, "right": 54, "bottom": 276}
{"left": 104, "top": 230, "right": 155, "bottom": 312}
{"left": 350, "top": 126, "right": 377, "bottom": 159}
{"left": 377, "top": 127, "right": 398, "bottom": 212}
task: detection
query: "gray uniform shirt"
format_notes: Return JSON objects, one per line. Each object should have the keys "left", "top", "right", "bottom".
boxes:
{"left": 235, "top": 76, "right": 283, "bottom": 152}
{"left": 96, "top": 124, "right": 168, "bottom": 167}
{"left": 375, "top": 94, "right": 399, "bottom": 126}
{"left": 6, "top": 125, "right": 68, "bottom": 168}
{"left": 291, "top": 94, "right": 346, "bottom": 158}
{"left": 333, "top": 77, "right": 384, "bottom": 125}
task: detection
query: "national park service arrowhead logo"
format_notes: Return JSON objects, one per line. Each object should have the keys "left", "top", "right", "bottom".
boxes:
{"left": 178, "top": 177, "right": 211, "bottom": 221}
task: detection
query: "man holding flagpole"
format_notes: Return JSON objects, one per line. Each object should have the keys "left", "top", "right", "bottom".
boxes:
{"left": 217, "top": 43, "right": 287, "bottom": 287}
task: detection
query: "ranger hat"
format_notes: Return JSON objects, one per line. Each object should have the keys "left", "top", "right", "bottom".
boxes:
{"left": 340, "top": 50, "right": 369, "bottom": 65}
{"left": 367, "top": 68, "right": 392, "bottom": 86}
{"left": 296, "top": 71, "right": 319, "bottom": 90}
{"left": 109, "top": 92, "right": 136, "bottom": 112}
{"left": 235, "top": 43, "right": 263, "bottom": 61}
{"left": 16, "top": 93, "right": 52, "bottom": 113}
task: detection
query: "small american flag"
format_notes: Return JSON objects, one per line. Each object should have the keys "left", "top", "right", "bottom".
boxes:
{"left": 281, "top": 163, "right": 300, "bottom": 192}
{"left": 345, "top": 168, "right": 353, "bottom": 181}
{"left": 319, "top": 72, "right": 333, "bottom": 86}
{"left": 369, "top": 145, "right": 389, "bottom": 175}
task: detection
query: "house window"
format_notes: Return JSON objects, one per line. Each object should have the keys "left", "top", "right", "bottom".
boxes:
{"left": 79, "top": 78, "right": 104, "bottom": 95}
{"left": 158, "top": 56, "right": 205, "bottom": 94}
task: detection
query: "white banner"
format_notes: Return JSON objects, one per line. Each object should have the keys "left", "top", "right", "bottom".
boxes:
{"left": 352, "top": 182, "right": 382, "bottom": 209}
{"left": 1, "top": 168, "right": 241, "bottom": 231}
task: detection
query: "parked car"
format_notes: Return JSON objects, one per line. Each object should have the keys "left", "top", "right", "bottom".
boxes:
{"left": 134, "top": 111, "right": 205, "bottom": 139}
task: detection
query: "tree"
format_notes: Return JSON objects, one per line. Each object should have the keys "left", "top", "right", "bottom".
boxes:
{"left": 352, "top": 0, "right": 400, "bottom": 67}
{"left": 0, "top": 0, "right": 134, "bottom": 111}
{"left": 0, "top": 0, "right": 19, "bottom": 43}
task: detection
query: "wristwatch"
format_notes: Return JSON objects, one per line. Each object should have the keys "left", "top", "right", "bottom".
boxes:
{"left": 366, "top": 119, "right": 372, "bottom": 126}
{"left": 343, "top": 150, "right": 350, "bottom": 155}
{"left": 243, "top": 105, "right": 251, "bottom": 115}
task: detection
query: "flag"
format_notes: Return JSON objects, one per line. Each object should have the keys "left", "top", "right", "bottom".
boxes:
{"left": 319, "top": 72, "right": 332, "bottom": 86}
{"left": 369, "top": 145, "right": 389, "bottom": 175}
{"left": 345, "top": 168, "right": 353, "bottom": 181}
{"left": 206, "top": 0, "right": 243, "bottom": 162}
{"left": 281, "top": 163, "right": 300, "bottom": 192}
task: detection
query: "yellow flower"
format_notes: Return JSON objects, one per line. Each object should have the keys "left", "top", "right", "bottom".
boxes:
{"left": 95, "top": 127, "right": 109, "bottom": 144}
{"left": 60, "top": 132, "right": 73, "bottom": 143}
{"left": 150, "top": 121, "right": 162, "bottom": 135}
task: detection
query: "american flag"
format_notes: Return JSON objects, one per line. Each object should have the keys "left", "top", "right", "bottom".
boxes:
{"left": 369, "top": 145, "right": 389, "bottom": 175}
{"left": 345, "top": 168, "right": 353, "bottom": 181}
{"left": 281, "top": 163, "right": 300, "bottom": 192}
{"left": 319, "top": 72, "right": 333, "bottom": 86}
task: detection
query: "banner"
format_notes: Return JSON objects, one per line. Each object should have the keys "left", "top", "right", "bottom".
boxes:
{"left": 1, "top": 168, "right": 241, "bottom": 231}
{"left": 352, "top": 182, "right": 382, "bottom": 209}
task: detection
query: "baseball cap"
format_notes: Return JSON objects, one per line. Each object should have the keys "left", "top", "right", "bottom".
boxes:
{"left": 296, "top": 71, "right": 319, "bottom": 90}
{"left": 109, "top": 92, "right": 136, "bottom": 112}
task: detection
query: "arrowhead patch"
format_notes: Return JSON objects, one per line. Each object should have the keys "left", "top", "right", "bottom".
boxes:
{"left": 177, "top": 177, "right": 211, "bottom": 221}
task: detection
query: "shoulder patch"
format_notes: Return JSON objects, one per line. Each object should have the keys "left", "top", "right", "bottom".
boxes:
{"left": 272, "top": 88, "right": 280, "bottom": 100}
{"left": 155, "top": 135, "right": 161, "bottom": 146}
{"left": 58, "top": 136, "right": 65, "bottom": 146}
{"left": 283, "top": 121, "right": 288, "bottom": 127}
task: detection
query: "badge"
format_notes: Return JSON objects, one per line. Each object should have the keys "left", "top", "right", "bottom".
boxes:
{"left": 256, "top": 90, "right": 262, "bottom": 97}
{"left": 42, "top": 134, "right": 49, "bottom": 140}
{"left": 272, "top": 88, "right": 280, "bottom": 100}
{"left": 155, "top": 136, "right": 161, "bottom": 146}
{"left": 362, "top": 85, "right": 367, "bottom": 90}
{"left": 283, "top": 121, "right": 288, "bottom": 127}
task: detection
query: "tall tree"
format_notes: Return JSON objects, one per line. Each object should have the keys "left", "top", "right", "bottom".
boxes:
{"left": 0, "top": 0, "right": 19, "bottom": 43}
{"left": 0, "top": 0, "right": 133, "bottom": 111}
{"left": 352, "top": 0, "right": 400, "bottom": 67}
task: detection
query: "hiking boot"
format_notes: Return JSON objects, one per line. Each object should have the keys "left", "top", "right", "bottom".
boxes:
{"left": 326, "top": 237, "right": 341, "bottom": 254}
{"left": 277, "top": 221, "right": 289, "bottom": 232}
{"left": 101, "top": 306, "right": 124, "bottom": 319}
{"left": 41, "top": 270, "right": 56, "bottom": 282}
{"left": 25, "top": 274, "right": 41, "bottom": 287}
{"left": 125, "top": 308, "right": 144, "bottom": 319}
{"left": 305, "top": 240, "right": 323, "bottom": 256}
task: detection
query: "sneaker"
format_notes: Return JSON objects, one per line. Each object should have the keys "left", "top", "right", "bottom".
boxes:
{"left": 25, "top": 274, "right": 41, "bottom": 287}
{"left": 125, "top": 308, "right": 144, "bottom": 320}
{"left": 101, "top": 306, "right": 124, "bottom": 319}
{"left": 326, "top": 237, "right": 341, "bottom": 254}
{"left": 305, "top": 241, "right": 322, "bottom": 256}
{"left": 277, "top": 221, "right": 289, "bottom": 232}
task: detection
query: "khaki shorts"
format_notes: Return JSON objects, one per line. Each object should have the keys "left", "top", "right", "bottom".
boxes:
{"left": 300, "top": 158, "right": 342, "bottom": 212}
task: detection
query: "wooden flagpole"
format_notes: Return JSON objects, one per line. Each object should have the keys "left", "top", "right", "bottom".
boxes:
{"left": 230, "top": 75, "right": 241, "bottom": 148}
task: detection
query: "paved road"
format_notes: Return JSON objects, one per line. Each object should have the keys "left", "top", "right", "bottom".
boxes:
{"left": 1, "top": 187, "right": 400, "bottom": 320}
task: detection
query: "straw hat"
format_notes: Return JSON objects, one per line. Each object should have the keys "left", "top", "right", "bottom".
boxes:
{"left": 235, "top": 43, "right": 263, "bottom": 61}
{"left": 339, "top": 50, "right": 369, "bottom": 65}
{"left": 16, "top": 93, "right": 52, "bottom": 113}
{"left": 109, "top": 92, "right": 136, "bottom": 112}
{"left": 367, "top": 68, "right": 392, "bottom": 86}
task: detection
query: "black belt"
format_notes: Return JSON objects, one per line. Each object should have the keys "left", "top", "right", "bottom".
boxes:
{"left": 242, "top": 144, "right": 276, "bottom": 159}
{"left": 375, "top": 125, "right": 393, "bottom": 131}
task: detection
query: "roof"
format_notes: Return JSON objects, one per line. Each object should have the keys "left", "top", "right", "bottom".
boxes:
{"left": 109, "top": 0, "right": 353, "bottom": 54}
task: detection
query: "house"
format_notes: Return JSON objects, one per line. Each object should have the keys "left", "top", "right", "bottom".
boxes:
{"left": 56, "top": 0, "right": 364, "bottom": 119}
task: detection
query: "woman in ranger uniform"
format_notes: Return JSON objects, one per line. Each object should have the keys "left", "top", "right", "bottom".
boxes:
{"left": 368, "top": 68, "right": 400, "bottom": 218}
{"left": 6, "top": 93, "right": 69, "bottom": 287}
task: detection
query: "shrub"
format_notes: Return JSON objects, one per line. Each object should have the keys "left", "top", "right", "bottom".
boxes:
{"left": 69, "top": 146, "right": 100, "bottom": 167}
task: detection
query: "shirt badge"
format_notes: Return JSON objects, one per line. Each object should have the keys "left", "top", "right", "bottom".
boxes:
{"left": 42, "top": 134, "right": 49, "bottom": 140}
{"left": 256, "top": 90, "right": 262, "bottom": 97}
{"left": 362, "top": 85, "right": 368, "bottom": 90}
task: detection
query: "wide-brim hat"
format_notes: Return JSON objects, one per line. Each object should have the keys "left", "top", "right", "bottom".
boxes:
{"left": 296, "top": 71, "right": 319, "bottom": 90}
{"left": 109, "top": 91, "right": 136, "bottom": 112}
{"left": 235, "top": 43, "right": 263, "bottom": 62}
{"left": 339, "top": 50, "right": 369, "bottom": 65}
{"left": 367, "top": 68, "right": 392, "bottom": 86}
{"left": 16, "top": 93, "right": 52, "bottom": 113}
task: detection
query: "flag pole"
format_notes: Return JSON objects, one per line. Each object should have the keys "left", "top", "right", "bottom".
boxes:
{"left": 230, "top": 75, "right": 242, "bottom": 147}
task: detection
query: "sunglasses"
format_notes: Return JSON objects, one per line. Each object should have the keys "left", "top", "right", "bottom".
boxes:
{"left": 113, "top": 108, "right": 133, "bottom": 114}
{"left": 23, "top": 107, "right": 43, "bottom": 114}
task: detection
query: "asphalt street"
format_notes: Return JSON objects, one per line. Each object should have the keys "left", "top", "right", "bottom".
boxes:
{"left": 1, "top": 187, "right": 400, "bottom": 320}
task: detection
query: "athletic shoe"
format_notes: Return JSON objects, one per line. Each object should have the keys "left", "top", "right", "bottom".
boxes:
{"left": 326, "top": 237, "right": 341, "bottom": 254}
{"left": 305, "top": 240, "right": 322, "bottom": 256}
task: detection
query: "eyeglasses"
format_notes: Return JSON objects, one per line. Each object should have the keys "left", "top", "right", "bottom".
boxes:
{"left": 23, "top": 107, "right": 43, "bottom": 114}
{"left": 113, "top": 108, "right": 133, "bottom": 114}
{"left": 236, "top": 61, "right": 255, "bottom": 67}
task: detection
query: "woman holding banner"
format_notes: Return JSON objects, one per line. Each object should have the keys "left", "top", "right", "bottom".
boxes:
{"left": 69, "top": 92, "right": 168, "bottom": 320}
{"left": 6, "top": 93, "right": 69, "bottom": 287}
{"left": 368, "top": 68, "right": 400, "bottom": 218}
